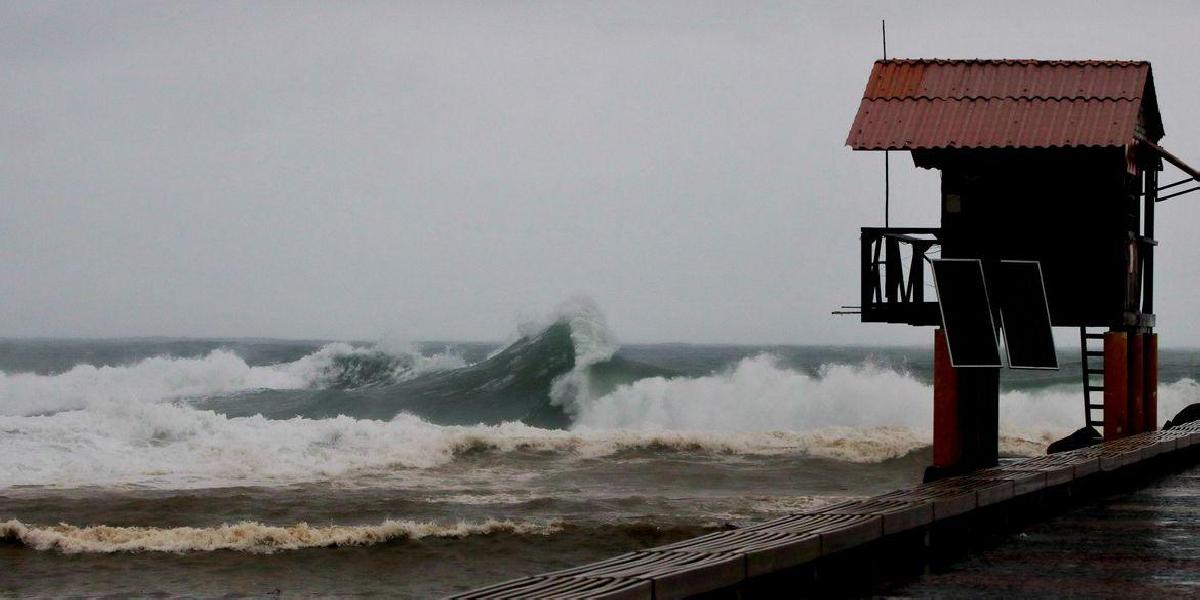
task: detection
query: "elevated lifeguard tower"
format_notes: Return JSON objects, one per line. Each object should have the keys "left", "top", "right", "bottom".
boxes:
{"left": 844, "top": 59, "right": 1199, "bottom": 476}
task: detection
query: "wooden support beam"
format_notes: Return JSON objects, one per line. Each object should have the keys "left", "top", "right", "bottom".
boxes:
{"left": 885, "top": 236, "right": 901, "bottom": 303}
{"left": 861, "top": 234, "right": 874, "bottom": 319}
{"left": 1138, "top": 135, "right": 1200, "bottom": 182}
{"left": 1144, "top": 169, "right": 1155, "bottom": 314}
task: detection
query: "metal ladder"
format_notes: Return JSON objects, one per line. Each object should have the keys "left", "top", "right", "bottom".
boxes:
{"left": 1080, "top": 327, "right": 1106, "bottom": 428}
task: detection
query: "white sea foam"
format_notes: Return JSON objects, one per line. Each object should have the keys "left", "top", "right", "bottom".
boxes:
{"left": 0, "top": 402, "right": 930, "bottom": 488}
{"left": 572, "top": 353, "right": 1200, "bottom": 455}
{"left": 0, "top": 350, "right": 306, "bottom": 417}
{"left": 576, "top": 355, "right": 930, "bottom": 431}
{"left": 535, "top": 296, "right": 619, "bottom": 418}
{"left": 2, "top": 350, "right": 1198, "bottom": 488}
{"left": 0, "top": 518, "right": 560, "bottom": 554}
{"left": 0, "top": 343, "right": 463, "bottom": 417}
{"left": 507, "top": 296, "right": 618, "bottom": 365}
{"left": 427, "top": 492, "right": 542, "bottom": 505}
{"left": 4, "top": 302, "right": 1199, "bottom": 490}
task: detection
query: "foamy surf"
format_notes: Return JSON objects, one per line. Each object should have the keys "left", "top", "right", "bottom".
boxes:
{"left": 0, "top": 342, "right": 463, "bottom": 417}
{"left": 2, "top": 304, "right": 1198, "bottom": 489}
{"left": 0, "top": 400, "right": 935, "bottom": 488}
{"left": 0, "top": 403, "right": 1052, "bottom": 489}
{"left": 0, "top": 518, "right": 561, "bottom": 554}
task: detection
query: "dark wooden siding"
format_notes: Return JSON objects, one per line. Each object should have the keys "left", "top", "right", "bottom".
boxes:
{"left": 936, "top": 148, "right": 1138, "bottom": 327}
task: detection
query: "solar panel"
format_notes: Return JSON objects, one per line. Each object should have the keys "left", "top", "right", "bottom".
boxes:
{"left": 932, "top": 259, "right": 1002, "bottom": 368}
{"left": 993, "top": 260, "right": 1058, "bottom": 370}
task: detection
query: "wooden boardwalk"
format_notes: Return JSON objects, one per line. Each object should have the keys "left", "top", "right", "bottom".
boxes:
{"left": 883, "top": 461, "right": 1200, "bottom": 598}
{"left": 451, "top": 422, "right": 1200, "bottom": 599}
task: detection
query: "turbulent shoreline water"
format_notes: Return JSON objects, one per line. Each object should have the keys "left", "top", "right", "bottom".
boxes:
{"left": 3, "top": 305, "right": 1200, "bottom": 597}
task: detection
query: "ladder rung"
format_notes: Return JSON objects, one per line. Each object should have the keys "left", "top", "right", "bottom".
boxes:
{"left": 1085, "top": 351, "right": 1105, "bottom": 357}
{"left": 1083, "top": 333, "right": 1106, "bottom": 339}
{"left": 1086, "top": 420, "right": 1104, "bottom": 427}
{"left": 1087, "top": 403, "right": 1105, "bottom": 409}
{"left": 1086, "top": 385, "right": 1104, "bottom": 392}
{"left": 1086, "top": 368, "right": 1105, "bottom": 374}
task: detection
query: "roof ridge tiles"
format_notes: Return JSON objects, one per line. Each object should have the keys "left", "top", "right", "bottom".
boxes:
{"left": 877, "top": 58, "right": 1149, "bottom": 67}
{"left": 860, "top": 96, "right": 1142, "bottom": 102}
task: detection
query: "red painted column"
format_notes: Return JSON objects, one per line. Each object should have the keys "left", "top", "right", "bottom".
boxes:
{"left": 1145, "top": 333, "right": 1158, "bottom": 431}
{"left": 1129, "top": 333, "right": 1145, "bottom": 434}
{"left": 1103, "top": 332, "right": 1129, "bottom": 441}
{"left": 932, "top": 329, "right": 961, "bottom": 468}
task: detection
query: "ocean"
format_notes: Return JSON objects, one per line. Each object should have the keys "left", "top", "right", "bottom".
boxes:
{"left": 3, "top": 304, "right": 1199, "bottom": 598}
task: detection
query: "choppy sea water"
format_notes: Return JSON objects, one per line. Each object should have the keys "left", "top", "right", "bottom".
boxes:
{"left": 3, "top": 305, "right": 1199, "bottom": 597}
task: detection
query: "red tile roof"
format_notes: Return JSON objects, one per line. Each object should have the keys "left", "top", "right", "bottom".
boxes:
{"left": 847, "top": 59, "right": 1163, "bottom": 151}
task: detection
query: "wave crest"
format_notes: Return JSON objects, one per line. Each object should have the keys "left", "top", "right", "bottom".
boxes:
{"left": 575, "top": 355, "right": 930, "bottom": 431}
{"left": 4, "top": 345, "right": 1198, "bottom": 488}
{"left": 0, "top": 518, "right": 560, "bottom": 554}
{"left": 540, "top": 296, "right": 619, "bottom": 418}
{"left": 306, "top": 343, "right": 465, "bottom": 389}
{"left": 574, "top": 353, "right": 1200, "bottom": 443}
{"left": 0, "top": 343, "right": 464, "bottom": 417}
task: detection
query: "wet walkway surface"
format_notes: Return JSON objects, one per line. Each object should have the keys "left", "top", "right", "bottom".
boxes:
{"left": 881, "top": 465, "right": 1200, "bottom": 598}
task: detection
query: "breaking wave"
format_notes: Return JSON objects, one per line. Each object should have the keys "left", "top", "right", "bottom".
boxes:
{"left": 8, "top": 376, "right": 1183, "bottom": 488}
{"left": 575, "top": 354, "right": 1200, "bottom": 450}
{"left": 3, "top": 299, "right": 1199, "bottom": 489}
{"left": 0, "top": 518, "right": 560, "bottom": 554}
{"left": 0, "top": 342, "right": 464, "bottom": 417}
{"left": 0, "top": 404, "right": 935, "bottom": 488}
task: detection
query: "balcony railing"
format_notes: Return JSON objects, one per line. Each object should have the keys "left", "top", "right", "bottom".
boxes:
{"left": 859, "top": 227, "right": 942, "bottom": 326}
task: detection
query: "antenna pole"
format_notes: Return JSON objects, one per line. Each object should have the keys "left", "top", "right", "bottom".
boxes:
{"left": 882, "top": 19, "right": 890, "bottom": 227}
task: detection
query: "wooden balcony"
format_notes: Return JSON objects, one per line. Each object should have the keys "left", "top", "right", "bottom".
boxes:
{"left": 860, "top": 227, "right": 942, "bottom": 326}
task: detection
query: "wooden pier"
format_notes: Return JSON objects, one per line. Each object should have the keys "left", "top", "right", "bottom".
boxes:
{"left": 451, "top": 422, "right": 1200, "bottom": 599}
{"left": 883, "top": 458, "right": 1200, "bottom": 597}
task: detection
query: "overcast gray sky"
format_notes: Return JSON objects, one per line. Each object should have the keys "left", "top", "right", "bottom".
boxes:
{"left": 3, "top": 1, "right": 1199, "bottom": 344}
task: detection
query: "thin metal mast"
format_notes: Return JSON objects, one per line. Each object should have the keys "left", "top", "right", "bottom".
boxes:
{"left": 882, "top": 19, "right": 889, "bottom": 227}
